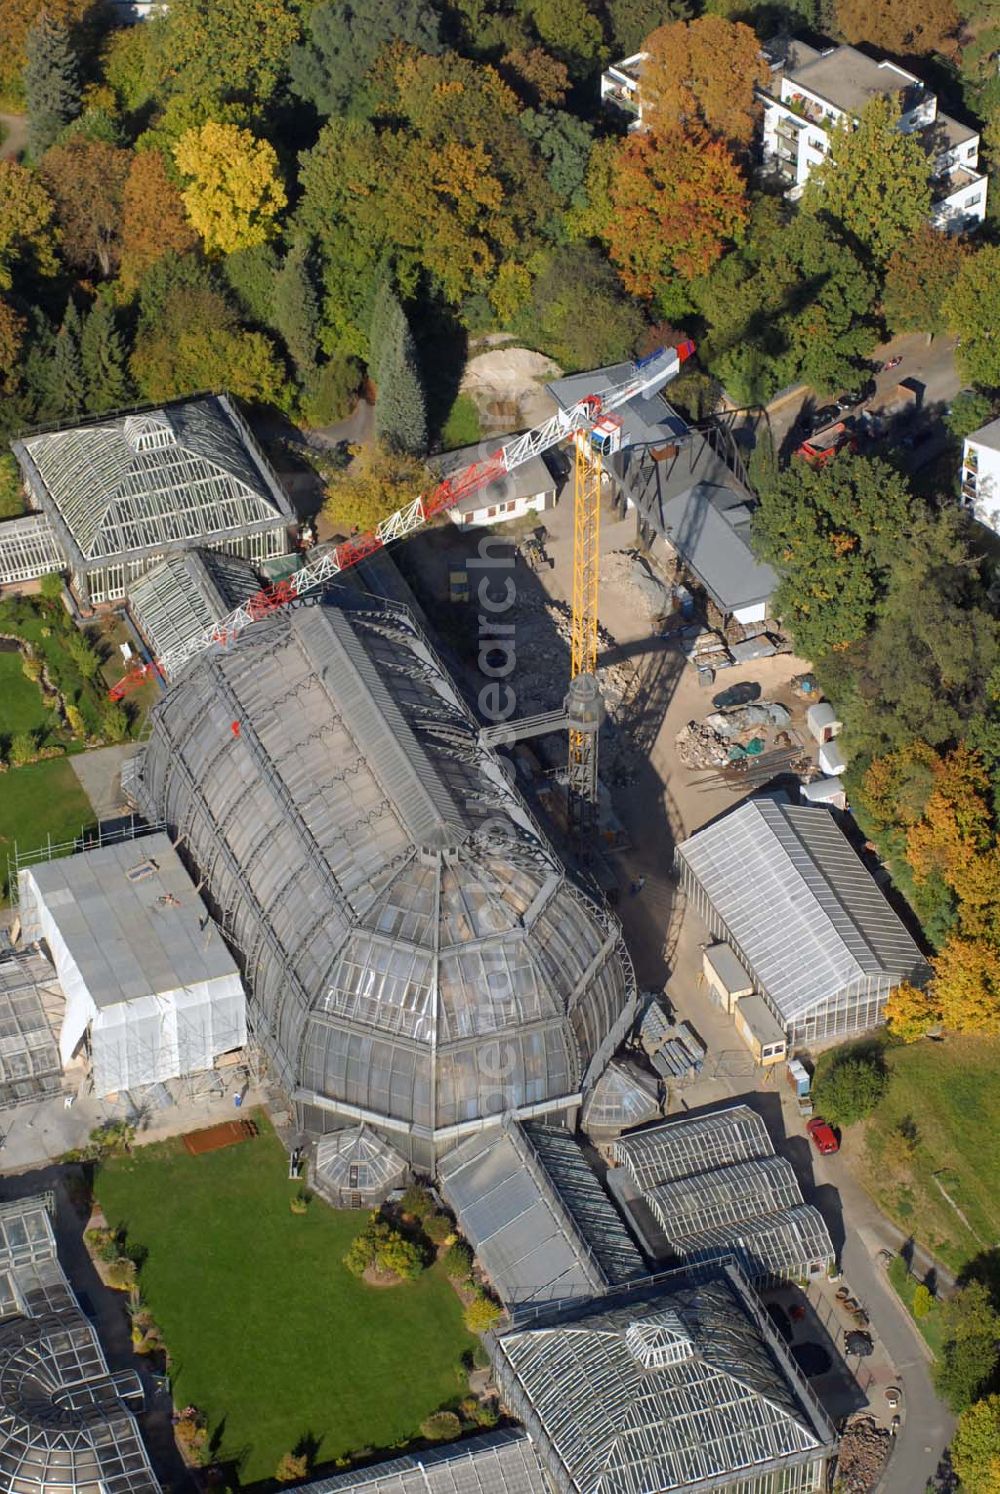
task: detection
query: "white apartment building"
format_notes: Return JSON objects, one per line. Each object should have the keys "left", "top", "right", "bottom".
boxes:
{"left": 758, "top": 41, "right": 987, "bottom": 231}
{"left": 961, "top": 417, "right": 1000, "bottom": 532}
{"left": 601, "top": 40, "right": 987, "bottom": 231}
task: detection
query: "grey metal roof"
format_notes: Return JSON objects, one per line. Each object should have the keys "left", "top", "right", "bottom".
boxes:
{"left": 967, "top": 416, "right": 1000, "bottom": 453}
{"left": 13, "top": 396, "right": 292, "bottom": 571}
{"left": 677, "top": 800, "right": 929, "bottom": 1026}
{"left": 646, "top": 1156, "right": 803, "bottom": 1240}
{"left": 737, "top": 992, "right": 786, "bottom": 1046}
{"left": 434, "top": 447, "right": 559, "bottom": 514}
{"left": 0, "top": 953, "right": 63, "bottom": 1109}
{"left": 492, "top": 1264, "right": 837, "bottom": 1494}
{"left": 615, "top": 1107, "right": 772, "bottom": 1192}
{"left": 787, "top": 45, "right": 920, "bottom": 116}
{"left": 439, "top": 1117, "right": 645, "bottom": 1309}
{"left": 299, "top": 1430, "right": 551, "bottom": 1494}
{"left": 18, "top": 834, "right": 239, "bottom": 1010}
{"left": 131, "top": 594, "right": 635, "bottom": 1153}
{"left": 128, "top": 548, "right": 260, "bottom": 662}
{"left": 581, "top": 1059, "right": 660, "bottom": 1134}
{"left": 649, "top": 481, "right": 776, "bottom": 612}
{"left": 0, "top": 1195, "right": 160, "bottom": 1494}
{"left": 546, "top": 367, "right": 687, "bottom": 449}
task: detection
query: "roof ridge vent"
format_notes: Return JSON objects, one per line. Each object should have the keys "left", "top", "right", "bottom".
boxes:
{"left": 124, "top": 411, "right": 177, "bottom": 453}
{"left": 624, "top": 1308, "right": 695, "bottom": 1369}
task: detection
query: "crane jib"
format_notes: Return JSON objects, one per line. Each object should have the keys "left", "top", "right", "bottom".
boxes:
{"left": 109, "top": 339, "right": 695, "bottom": 693}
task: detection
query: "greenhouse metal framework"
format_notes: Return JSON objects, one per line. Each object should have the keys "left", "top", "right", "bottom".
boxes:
{"left": 10, "top": 396, "right": 294, "bottom": 606}
{"left": 302, "top": 1429, "right": 550, "bottom": 1494}
{"left": 440, "top": 1117, "right": 645, "bottom": 1309}
{"left": 127, "top": 548, "right": 261, "bottom": 665}
{"left": 614, "top": 1106, "right": 772, "bottom": 1192}
{"left": 129, "top": 592, "right": 637, "bottom": 1168}
{"left": 0, "top": 952, "right": 64, "bottom": 1111}
{"left": 676, "top": 799, "right": 930, "bottom": 1047}
{"left": 580, "top": 1059, "right": 660, "bottom": 1136}
{"left": 313, "top": 1125, "right": 409, "bottom": 1209}
{"left": 0, "top": 511, "right": 63, "bottom": 585}
{"left": 613, "top": 1109, "right": 835, "bottom": 1284}
{"left": 0, "top": 1194, "right": 160, "bottom": 1494}
{"left": 491, "top": 1263, "right": 837, "bottom": 1494}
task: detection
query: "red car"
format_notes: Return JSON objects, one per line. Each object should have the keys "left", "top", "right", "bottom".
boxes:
{"left": 807, "top": 1117, "right": 840, "bottom": 1155}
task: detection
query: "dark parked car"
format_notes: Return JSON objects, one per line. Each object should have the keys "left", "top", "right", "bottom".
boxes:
{"left": 711, "top": 681, "right": 761, "bottom": 710}
{"left": 836, "top": 381, "right": 876, "bottom": 412}
{"left": 809, "top": 405, "right": 841, "bottom": 433}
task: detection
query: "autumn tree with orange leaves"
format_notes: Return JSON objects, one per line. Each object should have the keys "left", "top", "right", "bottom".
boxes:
{"left": 836, "top": 0, "right": 959, "bottom": 58}
{"left": 639, "top": 17, "right": 768, "bottom": 152}
{"left": 120, "top": 152, "right": 198, "bottom": 294}
{"left": 604, "top": 125, "right": 749, "bottom": 298}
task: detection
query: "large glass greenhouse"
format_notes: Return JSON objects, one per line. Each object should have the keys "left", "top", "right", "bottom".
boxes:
{"left": 614, "top": 1105, "right": 772, "bottom": 1192}
{"left": 131, "top": 593, "right": 637, "bottom": 1168}
{"left": 492, "top": 1264, "right": 837, "bottom": 1494}
{"left": 11, "top": 396, "right": 294, "bottom": 606}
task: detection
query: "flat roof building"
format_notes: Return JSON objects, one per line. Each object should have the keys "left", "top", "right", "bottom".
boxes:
{"left": 677, "top": 800, "right": 930, "bottom": 1047}
{"left": 130, "top": 592, "right": 637, "bottom": 1168}
{"left": 10, "top": 396, "right": 294, "bottom": 608}
{"left": 0, "top": 1194, "right": 160, "bottom": 1494}
{"left": 18, "top": 834, "right": 247, "bottom": 1097}
{"left": 492, "top": 1263, "right": 837, "bottom": 1494}
{"left": 439, "top": 1117, "right": 645, "bottom": 1310}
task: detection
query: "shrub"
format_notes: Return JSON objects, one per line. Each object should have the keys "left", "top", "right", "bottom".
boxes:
{"left": 344, "top": 1212, "right": 426, "bottom": 1281}
{"left": 0, "top": 453, "right": 24, "bottom": 520}
{"left": 99, "top": 702, "right": 128, "bottom": 743}
{"left": 276, "top": 1451, "right": 309, "bottom": 1483}
{"left": 400, "top": 1184, "right": 435, "bottom": 1221}
{"left": 66, "top": 704, "right": 86, "bottom": 737}
{"left": 66, "top": 632, "right": 102, "bottom": 679}
{"left": 444, "top": 1241, "right": 473, "bottom": 1281}
{"left": 290, "top": 1192, "right": 309, "bottom": 1215}
{"left": 813, "top": 1053, "right": 888, "bottom": 1126}
{"left": 471, "top": 1341, "right": 490, "bottom": 1371}
{"left": 933, "top": 1283, "right": 1000, "bottom": 1412}
{"left": 464, "top": 1290, "right": 503, "bottom": 1334}
{"left": 9, "top": 733, "right": 36, "bottom": 766}
{"left": 300, "top": 355, "right": 362, "bottom": 427}
{"left": 175, "top": 1410, "right": 210, "bottom": 1466}
{"left": 912, "top": 1284, "right": 933, "bottom": 1319}
{"left": 420, "top": 1411, "right": 462, "bottom": 1443}
{"left": 424, "top": 1212, "right": 453, "bottom": 1246}
{"left": 104, "top": 1256, "right": 138, "bottom": 1290}
{"left": 21, "top": 652, "right": 42, "bottom": 682}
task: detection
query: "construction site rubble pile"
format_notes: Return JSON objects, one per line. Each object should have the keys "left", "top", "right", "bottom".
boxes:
{"left": 599, "top": 550, "right": 681, "bottom": 621}
{"left": 833, "top": 1417, "right": 891, "bottom": 1494}
{"left": 675, "top": 701, "right": 793, "bottom": 771}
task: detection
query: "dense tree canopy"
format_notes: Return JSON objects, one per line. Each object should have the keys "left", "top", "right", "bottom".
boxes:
{"left": 952, "top": 1397, "right": 1000, "bottom": 1494}
{"left": 835, "top": 0, "right": 959, "bottom": 57}
{"left": 0, "top": 0, "right": 90, "bottom": 98}
{"left": 120, "top": 149, "right": 198, "bottom": 293}
{"left": 174, "top": 122, "right": 286, "bottom": 255}
{"left": 0, "top": 161, "right": 58, "bottom": 291}
{"left": 883, "top": 225, "right": 969, "bottom": 337}
{"left": 159, "top": 0, "right": 302, "bottom": 107}
{"left": 39, "top": 138, "right": 131, "bottom": 278}
{"left": 946, "top": 245, "right": 1000, "bottom": 390}
{"left": 803, "top": 95, "right": 932, "bottom": 265}
{"left": 288, "top": 0, "right": 441, "bottom": 118}
{"left": 752, "top": 454, "right": 914, "bottom": 660}
{"left": 640, "top": 17, "right": 767, "bottom": 150}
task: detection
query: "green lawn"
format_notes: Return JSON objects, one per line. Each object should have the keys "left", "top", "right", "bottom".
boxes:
{"left": 887, "top": 1255, "right": 946, "bottom": 1358}
{"left": 441, "top": 394, "right": 482, "bottom": 450}
{"left": 858, "top": 1035, "right": 1000, "bottom": 1274}
{"left": 0, "top": 650, "right": 59, "bottom": 742}
{"left": 0, "top": 756, "right": 95, "bottom": 899}
{"left": 96, "top": 1117, "right": 475, "bottom": 1485}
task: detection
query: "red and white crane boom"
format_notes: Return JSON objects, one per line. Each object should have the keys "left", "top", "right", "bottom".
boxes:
{"left": 110, "top": 339, "right": 694, "bottom": 697}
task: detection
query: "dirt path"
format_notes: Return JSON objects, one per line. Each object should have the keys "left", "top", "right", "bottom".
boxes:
{"left": 0, "top": 113, "right": 27, "bottom": 161}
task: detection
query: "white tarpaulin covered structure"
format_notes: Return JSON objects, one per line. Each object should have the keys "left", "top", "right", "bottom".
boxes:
{"left": 18, "top": 835, "right": 246, "bottom": 1096}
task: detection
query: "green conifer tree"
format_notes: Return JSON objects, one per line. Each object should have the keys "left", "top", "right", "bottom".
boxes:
{"left": 273, "top": 241, "right": 320, "bottom": 374}
{"left": 375, "top": 309, "right": 426, "bottom": 455}
{"left": 81, "top": 299, "right": 130, "bottom": 414}
{"left": 50, "top": 300, "right": 86, "bottom": 420}
{"left": 24, "top": 11, "right": 81, "bottom": 160}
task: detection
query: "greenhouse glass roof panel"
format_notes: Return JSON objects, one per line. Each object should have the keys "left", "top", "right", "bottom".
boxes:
{"left": 614, "top": 1105, "right": 772, "bottom": 1190}
{"left": 493, "top": 1267, "right": 835, "bottom": 1494}
{"left": 15, "top": 397, "right": 291, "bottom": 565}
{"left": 300, "top": 1429, "right": 550, "bottom": 1494}
{"left": 677, "top": 800, "right": 927, "bottom": 1024}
